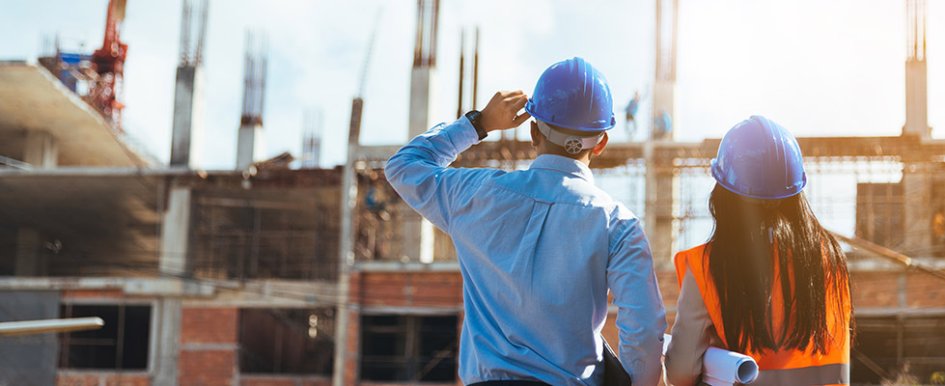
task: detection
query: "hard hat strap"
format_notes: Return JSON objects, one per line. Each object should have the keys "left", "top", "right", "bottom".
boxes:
{"left": 536, "top": 120, "right": 603, "bottom": 155}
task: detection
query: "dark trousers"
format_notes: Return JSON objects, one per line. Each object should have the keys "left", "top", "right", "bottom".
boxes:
{"left": 468, "top": 381, "right": 551, "bottom": 386}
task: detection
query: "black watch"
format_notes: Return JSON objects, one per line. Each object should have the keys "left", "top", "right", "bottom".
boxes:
{"left": 465, "top": 110, "right": 488, "bottom": 140}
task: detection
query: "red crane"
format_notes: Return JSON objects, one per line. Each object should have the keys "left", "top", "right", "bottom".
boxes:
{"left": 90, "top": 0, "right": 128, "bottom": 129}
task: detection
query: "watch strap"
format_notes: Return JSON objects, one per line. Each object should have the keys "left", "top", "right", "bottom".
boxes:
{"left": 465, "top": 110, "right": 488, "bottom": 140}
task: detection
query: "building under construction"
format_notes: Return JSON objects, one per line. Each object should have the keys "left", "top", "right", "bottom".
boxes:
{"left": 0, "top": 0, "right": 944, "bottom": 385}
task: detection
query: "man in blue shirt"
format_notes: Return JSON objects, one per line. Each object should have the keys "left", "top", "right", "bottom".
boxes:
{"left": 386, "top": 57, "right": 666, "bottom": 386}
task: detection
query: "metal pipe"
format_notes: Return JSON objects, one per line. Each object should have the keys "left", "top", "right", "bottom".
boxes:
{"left": 472, "top": 26, "right": 480, "bottom": 110}
{"left": 457, "top": 29, "right": 465, "bottom": 118}
{"left": 0, "top": 317, "right": 104, "bottom": 336}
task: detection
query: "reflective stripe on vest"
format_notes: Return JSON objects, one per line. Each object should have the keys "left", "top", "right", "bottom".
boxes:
{"left": 753, "top": 363, "right": 850, "bottom": 386}
{"left": 674, "top": 243, "right": 851, "bottom": 384}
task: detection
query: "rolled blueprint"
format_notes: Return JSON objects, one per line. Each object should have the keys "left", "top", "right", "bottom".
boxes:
{"left": 663, "top": 334, "right": 759, "bottom": 386}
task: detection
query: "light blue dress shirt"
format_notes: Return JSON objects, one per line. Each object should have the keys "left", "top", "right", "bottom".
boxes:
{"left": 385, "top": 118, "right": 667, "bottom": 386}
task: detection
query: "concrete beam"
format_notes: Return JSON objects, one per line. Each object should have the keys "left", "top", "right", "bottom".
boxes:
{"left": 353, "top": 260, "right": 460, "bottom": 272}
{"left": 0, "top": 277, "right": 214, "bottom": 297}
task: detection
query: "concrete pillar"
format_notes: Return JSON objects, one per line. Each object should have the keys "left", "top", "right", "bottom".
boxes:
{"left": 404, "top": 0, "right": 439, "bottom": 262}
{"left": 170, "top": 65, "right": 204, "bottom": 168}
{"left": 652, "top": 0, "right": 678, "bottom": 141}
{"left": 22, "top": 131, "right": 57, "bottom": 168}
{"left": 644, "top": 145, "right": 676, "bottom": 266}
{"left": 405, "top": 67, "right": 437, "bottom": 262}
{"left": 160, "top": 184, "right": 193, "bottom": 277}
{"left": 903, "top": 0, "right": 930, "bottom": 139}
{"left": 153, "top": 298, "right": 182, "bottom": 386}
{"left": 902, "top": 163, "right": 932, "bottom": 256}
{"left": 904, "top": 59, "right": 930, "bottom": 139}
{"left": 236, "top": 122, "right": 264, "bottom": 170}
{"left": 402, "top": 208, "right": 435, "bottom": 263}
{"left": 408, "top": 67, "right": 438, "bottom": 138}
{"left": 14, "top": 227, "right": 46, "bottom": 276}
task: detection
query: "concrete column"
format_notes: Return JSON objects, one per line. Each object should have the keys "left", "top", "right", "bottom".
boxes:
{"left": 160, "top": 184, "right": 193, "bottom": 277}
{"left": 14, "top": 227, "right": 46, "bottom": 276}
{"left": 170, "top": 65, "right": 204, "bottom": 168}
{"left": 902, "top": 163, "right": 932, "bottom": 256}
{"left": 236, "top": 122, "right": 264, "bottom": 170}
{"left": 652, "top": 0, "right": 678, "bottom": 141}
{"left": 644, "top": 144, "right": 676, "bottom": 267}
{"left": 22, "top": 131, "right": 57, "bottom": 168}
{"left": 904, "top": 60, "right": 930, "bottom": 139}
{"left": 408, "top": 67, "right": 438, "bottom": 138}
{"left": 405, "top": 66, "right": 437, "bottom": 263}
{"left": 153, "top": 298, "right": 182, "bottom": 386}
{"left": 903, "top": 0, "right": 929, "bottom": 139}
{"left": 402, "top": 209, "right": 435, "bottom": 263}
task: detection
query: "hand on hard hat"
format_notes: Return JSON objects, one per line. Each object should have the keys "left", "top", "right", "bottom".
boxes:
{"left": 481, "top": 90, "right": 531, "bottom": 132}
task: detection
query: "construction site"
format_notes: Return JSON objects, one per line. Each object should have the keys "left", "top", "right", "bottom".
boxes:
{"left": 0, "top": 0, "right": 943, "bottom": 385}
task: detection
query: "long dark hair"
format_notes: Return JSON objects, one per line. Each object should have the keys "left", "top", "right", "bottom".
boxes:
{"left": 706, "top": 184, "right": 851, "bottom": 355}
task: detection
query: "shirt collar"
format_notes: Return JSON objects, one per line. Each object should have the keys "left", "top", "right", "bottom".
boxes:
{"left": 529, "top": 154, "right": 595, "bottom": 183}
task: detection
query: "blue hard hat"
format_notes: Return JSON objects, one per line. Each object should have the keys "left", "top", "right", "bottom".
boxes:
{"left": 710, "top": 116, "right": 807, "bottom": 200}
{"left": 524, "top": 57, "right": 616, "bottom": 132}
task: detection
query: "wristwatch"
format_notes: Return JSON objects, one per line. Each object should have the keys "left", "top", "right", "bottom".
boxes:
{"left": 465, "top": 110, "right": 488, "bottom": 140}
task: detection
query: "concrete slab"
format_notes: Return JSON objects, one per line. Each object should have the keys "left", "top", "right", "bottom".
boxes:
{"left": 0, "top": 63, "right": 153, "bottom": 167}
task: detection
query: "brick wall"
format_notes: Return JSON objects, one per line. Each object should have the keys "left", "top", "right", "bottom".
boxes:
{"left": 179, "top": 307, "right": 239, "bottom": 386}
{"left": 852, "top": 271, "right": 902, "bottom": 308}
{"left": 239, "top": 375, "right": 330, "bottom": 386}
{"left": 905, "top": 271, "right": 945, "bottom": 308}
{"left": 350, "top": 271, "right": 463, "bottom": 308}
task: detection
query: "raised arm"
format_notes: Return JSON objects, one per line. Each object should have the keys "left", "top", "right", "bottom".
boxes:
{"left": 385, "top": 91, "right": 530, "bottom": 229}
{"left": 607, "top": 207, "right": 668, "bottom": 386}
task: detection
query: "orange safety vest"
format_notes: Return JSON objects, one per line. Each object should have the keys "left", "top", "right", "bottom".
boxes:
{"left": 674, "top": 244, "right": 851, "bottom": 386}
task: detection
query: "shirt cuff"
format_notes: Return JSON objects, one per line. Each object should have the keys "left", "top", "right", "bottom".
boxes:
{"left": 446, "top": 116, "right": 482, "bottom": 149}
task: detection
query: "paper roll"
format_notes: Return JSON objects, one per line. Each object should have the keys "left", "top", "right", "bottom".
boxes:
{"left": 663, "top": 334, "right": 759, "bottom": 385}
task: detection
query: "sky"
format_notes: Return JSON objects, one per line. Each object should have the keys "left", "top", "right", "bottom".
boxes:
{"left": 1, "top": 0, "right": 943, "bottom": 169}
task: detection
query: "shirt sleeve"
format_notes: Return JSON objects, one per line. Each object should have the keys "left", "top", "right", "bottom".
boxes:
{"left": 664, "top": 268, "right": 714, "bottom": 386}
{"left": 384, "top": 118, "right": 490, "bottom": 231}
{"left": 607, "top": 206, "right": 668, "bottom": 386}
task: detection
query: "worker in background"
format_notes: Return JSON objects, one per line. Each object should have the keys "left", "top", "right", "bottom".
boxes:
{"left": 665, "top": 116, "right": 852, "bottom": 386}
{"left": 386, "top": 57, "right": 666, "bottom": 386}
{"left": 653, "top": 111, "right": 672, "bottom": 140}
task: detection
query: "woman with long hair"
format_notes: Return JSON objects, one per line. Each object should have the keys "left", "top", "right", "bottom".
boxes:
{"left": 664, "top": 116, "right": 852, "bottom": 386}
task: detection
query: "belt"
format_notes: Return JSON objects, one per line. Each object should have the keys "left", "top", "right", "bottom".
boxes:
{"left": 468, "top": 381, "right": 551, "bottom": 386}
